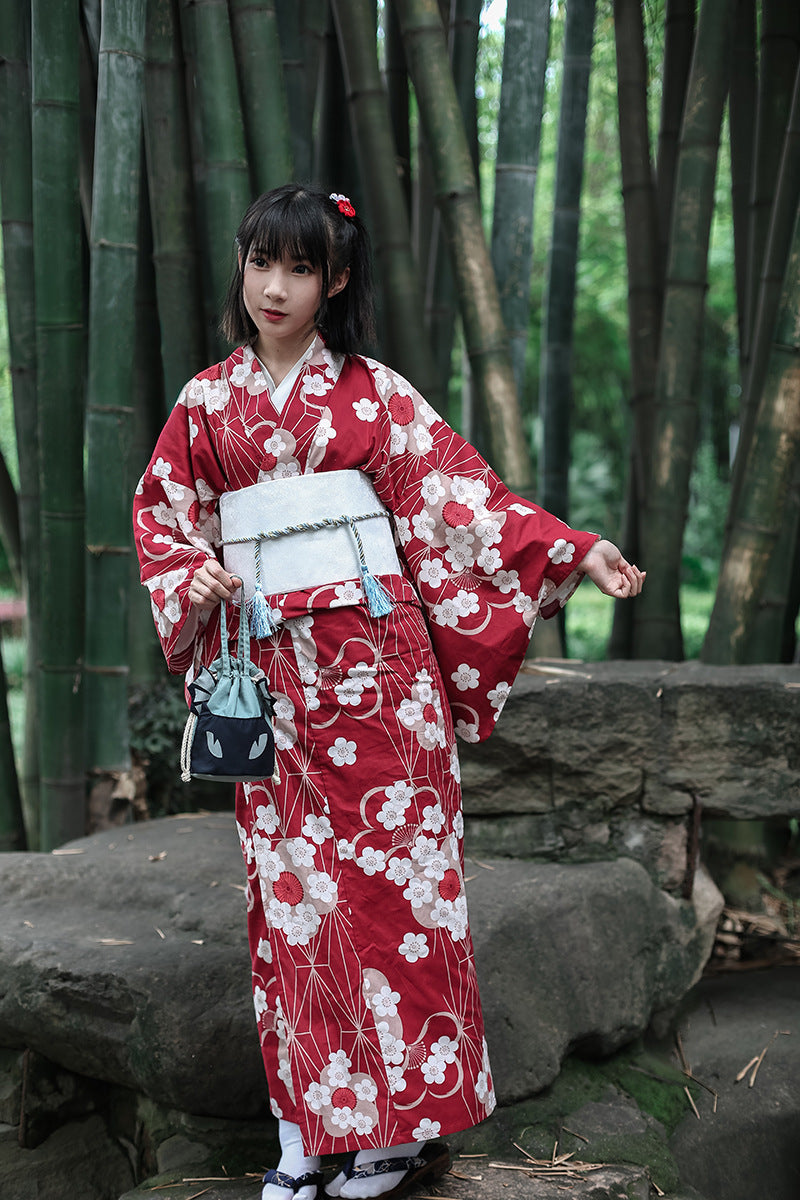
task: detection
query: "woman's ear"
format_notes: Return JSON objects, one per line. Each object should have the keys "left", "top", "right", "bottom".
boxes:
{"left": 327, "top": 267, "right": 350, "bottom": 299}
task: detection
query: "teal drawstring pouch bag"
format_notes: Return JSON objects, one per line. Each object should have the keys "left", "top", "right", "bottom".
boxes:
{"left": 180, "top": 600, "right": 278, "bottom": 784}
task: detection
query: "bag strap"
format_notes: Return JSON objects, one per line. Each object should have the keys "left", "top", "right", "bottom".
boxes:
{"left": 218, "top": 596, "right": 252, "bottom": 677}
{"left": 219, "top": 601, "right": 232, "bottom": 676}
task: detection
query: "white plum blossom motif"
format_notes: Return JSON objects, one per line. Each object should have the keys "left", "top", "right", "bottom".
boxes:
{"left": 313, "top": 416, "right": 336, "bottom": 447}
{"left": 376, "top": 1022, "right": 406, "bottom": 1066}
{"left": 548, "top": 537, "right": 576, "bottom": 565}
{"left": 257, "top": 937, "right": 272, "bottom": 963}
{"left": 253, "top": 985, "right": 268, "bottom": 1018}
{"left": 287, "top": 837, "right": 316, "bottom": 868}
{"left": 337, "top": 838, "right": 357, "bottom": 860}
{"left": 420, "top": 473, "right": 446, "bottom": 505}
{"left": 403, "top": 876, "right": 434, "bottom": 909}
{"left": 390, "top": 425, "right": 408, "bottom": 456}
{"left": 450, "top": 476, "right": 490, "bottom": 507}
{"left": 255, "top": 803, "right": 280, "bottom": 834}
{"left": 302, "top": 813, "right": 334, "bottom": 843}
{"left": 413, "top": 424, "right": 433, "bottom": 453}
{"left": 331, "top": 580, "right": 363, "bottom": 607}
{"left": 305, "top": 1081, "right": 332, "bottom": 1111}
{"left": 477, "top": 546, "right": 503, "bottom": 574}
{"left": 398, "top": 932, "right": 430, "bottom": 962}
{"left": 371, "top": 985, "right": 401, "bottom": 1017}
{"left": 421, "top": 803, "right": 446, "bottom": 834}
{"left": 412, "top": 1118, "right": 442, "bottom": 1140}
{"left": 492, "top": 568, "right": 520, "bottom": 594}
{"left": 307, "top": 872, "right": 338, "bottom": 904}
{"left": 431, "top": 1036, "right": 459, "bottom": 1063}
{"left": 418, "top": 558, "right": 448, "bottom": 589}
{"left": 325, "top": 1051, "right": 352, "bottom": 1087}
{"left": 355, "top": 1077, "right": 379, "bottom": 1102}
{"left": 327, "top": 737, "right": 357, "bottom": 766}
{"left": 303, "top": 372, "right": 334, "bottom": 398}
{"left": 376, "top": 780, "right": 414, "bottom": 830}
{"left": 475, "top": 519, "right": 502, "bottom": 546}
{"left": 412, "top": 511, "right": 436, "bottom": 543}
{"left": 421, "top": 1057, "right": 446, "bottom": 1085}
{"left": 487, "top": 681, "right": 511, "bottom": 712}
{"left": 455, "top": 718, "right": 480, "bottom": 743}
{"left": 352, "top": 396, "right": 379, "bottom": 421}
{"left": 334, "top": 662, "right": 378, "bottom": 707}
{"left": 443, "top": 528, "right": 475, "bottom": 571}
{"left": 451, "top": 663, "right": 479, "bottom": 692}
{"left": 394, "top": 516, "right": 411, "bottom": 545}
{"left": 386, "top": 1065, "right": 406, "bottom": 1094}
{"left": 386, "top": 856, "right": 416, "bottom": 886}
{"left": 356, "top": 846, "right": 387, "bottom": 876}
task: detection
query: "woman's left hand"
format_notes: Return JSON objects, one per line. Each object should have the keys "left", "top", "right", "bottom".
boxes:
{"left": 577, "top": 539, "right": 645, "bottom": 599}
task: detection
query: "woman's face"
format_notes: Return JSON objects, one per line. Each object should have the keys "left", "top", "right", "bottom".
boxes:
{"left": 241, "top": 248, "right": 324, "bottom": 358}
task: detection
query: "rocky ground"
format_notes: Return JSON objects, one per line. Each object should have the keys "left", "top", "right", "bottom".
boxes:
{"left": 0, "top": 815, "right": 796, "bottom": 1199}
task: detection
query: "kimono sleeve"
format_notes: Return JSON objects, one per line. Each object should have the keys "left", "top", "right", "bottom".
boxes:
{"left": 133, "top": 377, "right": 228, "bottom": 674}
{"left": 362, "top": 358, "right": 599, "bottom": 743}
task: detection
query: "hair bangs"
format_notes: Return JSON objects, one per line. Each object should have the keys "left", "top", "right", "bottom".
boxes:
{"left": 241, "top": 191, "right": 330, "bottom": 271}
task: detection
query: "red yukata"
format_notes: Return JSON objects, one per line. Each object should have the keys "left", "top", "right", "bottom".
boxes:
{"left": 134, "top": 337, "right": 597, "bottom": 1155}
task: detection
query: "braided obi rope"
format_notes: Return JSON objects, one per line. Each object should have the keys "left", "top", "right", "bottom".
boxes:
{"left": 223, "top": 510, "right": 395, "bottom": 636}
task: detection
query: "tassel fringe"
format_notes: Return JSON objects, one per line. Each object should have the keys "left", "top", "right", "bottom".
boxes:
{"left": 248, "top": 588, "right": 277, "bottom": 638}
{"left": 361, "top": 569, "right": 395, "bottom": 618}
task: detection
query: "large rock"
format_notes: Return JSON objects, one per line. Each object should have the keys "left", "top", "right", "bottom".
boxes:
{"left": 0, "top": 815, "right": 265, "bottom": 1119}
{"left": 669, "top": 967, "right": 800, "bottom": 1200}
{"left": 469, "top": 857, "right": 722, "bottom": 1101}
{"left": 0, "top": 817, "right": 721, "bottom": 1120}
{"left": 460, "top": 661, "right": 800, "bottom": 885}
{"left": 0, "top": 1114, "right": 134, "bottom": 1199}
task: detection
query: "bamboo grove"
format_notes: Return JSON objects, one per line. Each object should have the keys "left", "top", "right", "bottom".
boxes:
{"left": 0, "top": 0, "right": 799, "bottom": 849}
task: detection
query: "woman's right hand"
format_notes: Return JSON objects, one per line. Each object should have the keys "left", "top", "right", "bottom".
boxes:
{"left": 188, "top": 558, "right": 242, "bottom": 611}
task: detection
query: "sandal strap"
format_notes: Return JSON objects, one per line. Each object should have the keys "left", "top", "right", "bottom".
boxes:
{"left": 350, "top": 1155, "right": 425, "bottom": 1179}
{"left": 262, "top": 1167, "right": 324, "bottom": 1192}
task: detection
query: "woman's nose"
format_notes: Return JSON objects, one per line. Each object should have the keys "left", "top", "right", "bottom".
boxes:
{"left": 263, "top": 269, "right": 287, "bottom": 299}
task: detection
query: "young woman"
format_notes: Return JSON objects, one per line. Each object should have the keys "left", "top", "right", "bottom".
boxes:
{"left": 134, "top": 184, "right": 644, "bottom": 1200}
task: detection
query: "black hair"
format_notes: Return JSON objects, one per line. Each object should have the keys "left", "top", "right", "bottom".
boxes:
{"left": 220, "top": 183, "right": 376, "bottom": 355}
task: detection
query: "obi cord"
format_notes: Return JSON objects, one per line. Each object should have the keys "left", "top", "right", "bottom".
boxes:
{"left": 223, "top": 510, "right": 396, "bottom": 636}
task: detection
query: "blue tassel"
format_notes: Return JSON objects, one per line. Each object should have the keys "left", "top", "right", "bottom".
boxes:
{"left": 361, "top": 569, "right": 394, "bottom": 618}
{"left": 249, "top": 588, "right": 276, "bottom": 638}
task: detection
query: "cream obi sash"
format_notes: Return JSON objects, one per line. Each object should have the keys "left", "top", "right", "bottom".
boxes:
{"left": 220, "top": 471, "right": 401, "bottom": 621}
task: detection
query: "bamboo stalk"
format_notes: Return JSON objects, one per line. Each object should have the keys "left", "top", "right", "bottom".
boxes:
{"left": 540, "top": 0, "right": 597, "bottom": 533}
{"left": 394, "top": 0, "right": 532, "bottom": 492}
{"left": 143, "top": 0, "right": 208, "bottom": 400}
{"left": 274, "top": 1, "right": 314, "bottom": 182}
{"left": 84, "top": 0, "right": 147, "bottom": 792}
{"left": 729, "top": 0, "right": 757, "bottom": 373}
{"left": 701, "top": 204, "right": 800, "bottom": 663}
{"left": 0, "top": 0, "right": 36, "bottom": 846}
{"left": 491, "top": 0, "right": 551, "bottom": 407}
{"left": 31, "top": 0, "right": 87, "bottom": 849}
{"left": 634, "top": 0, "right": 734, "bottom": 660}
{"left": 229, "top": 0, "right": 293, "bottom": 194}
{"left": 330, "top": 0, "right": 442, "bottom": 405}
{"left": 178, "top": 0, "right": 250, "bottom": 356}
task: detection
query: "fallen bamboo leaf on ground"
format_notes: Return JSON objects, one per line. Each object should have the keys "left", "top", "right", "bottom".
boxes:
{"left": 448, "top": 1169, "right": 482, "bottom": 1180}
{"left": 155, "top": 927, "right": 166, "bottom": 939}
{"left": 684, "top": 1085, "right": 701, "bottom": 1119}
{"left": 51, "top": 847, "right": 84, "bottom": 854}
{"left": 149, "top": 851, "right": 168, "bottom": 861}
{"left": 97, "top": 938, "right": 134, "bottom": 945}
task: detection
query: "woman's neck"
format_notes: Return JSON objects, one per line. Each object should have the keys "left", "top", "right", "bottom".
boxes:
{"left": 254, "top": 331, "right": 317, "bottom": 387}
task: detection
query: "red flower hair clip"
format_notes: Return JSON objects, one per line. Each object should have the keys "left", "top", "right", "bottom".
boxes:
{"left": 330, "top": 193, "right": 356, "bottom": 218}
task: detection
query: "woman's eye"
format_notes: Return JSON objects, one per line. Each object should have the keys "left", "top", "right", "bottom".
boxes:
{"left": 293, "top": 263, "right": 313, "bottom": 275}
{"left": 249, "top": 255, "right": 268, "bottom": 268}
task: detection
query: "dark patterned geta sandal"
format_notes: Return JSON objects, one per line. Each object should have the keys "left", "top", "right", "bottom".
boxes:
{"left": 324, "top": 1142, "right": 450, "bottom": 1199}
{"left": 262, "top": 1167, "right": 325, "bottom": 1197}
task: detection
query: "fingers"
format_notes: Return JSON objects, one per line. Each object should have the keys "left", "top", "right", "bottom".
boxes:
{"left": 188, "top": 558, "right": 242, "bottom": 610}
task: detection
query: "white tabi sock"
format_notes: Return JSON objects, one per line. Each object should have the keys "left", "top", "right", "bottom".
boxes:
{"left": 325, "top": 1141, "right": 424, "bottom": 1199}
{"left": 262, "top": 1118, "right": 321, "bottom": 1200}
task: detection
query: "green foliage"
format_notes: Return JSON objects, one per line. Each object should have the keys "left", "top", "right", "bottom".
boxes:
{"left": 128, "top": 677, "right": 233, "bottom": 817}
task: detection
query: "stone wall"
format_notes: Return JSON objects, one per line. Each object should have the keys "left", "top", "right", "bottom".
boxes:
{"left": 459, "top": 660, "right": 800, "bottom": 891}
